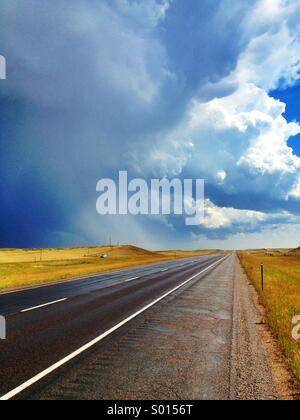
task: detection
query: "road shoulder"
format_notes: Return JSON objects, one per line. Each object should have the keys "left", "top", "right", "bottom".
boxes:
{"left": 231, "top": 257, "right": 295, "bottom": 400}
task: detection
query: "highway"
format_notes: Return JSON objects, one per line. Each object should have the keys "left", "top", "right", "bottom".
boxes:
{"left": 0, "top": 253, "right": 227, "bottom": 400}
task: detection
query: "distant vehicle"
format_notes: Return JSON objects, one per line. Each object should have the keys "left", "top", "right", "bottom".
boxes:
{"left": 100, "top": 254, "right": 108, "bottom": 259}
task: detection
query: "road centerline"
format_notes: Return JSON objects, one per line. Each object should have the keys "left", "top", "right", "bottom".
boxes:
{"left": 21, "top": 298, "right": 67, "bottom": 313}
{"left": 124, "top": 277, "right": 140, "bottom": 283}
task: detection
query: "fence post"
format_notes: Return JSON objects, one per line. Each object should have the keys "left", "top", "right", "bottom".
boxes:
{"left": 261, "top": 264, "right": 264, "bottom": 291}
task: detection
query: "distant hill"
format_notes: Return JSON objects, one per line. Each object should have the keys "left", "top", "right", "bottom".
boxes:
{"left": 0, "top": 245, "right": 223, "bottom": 264}
{"left": 287, "top": 247, "right": 300, "bottom": 256}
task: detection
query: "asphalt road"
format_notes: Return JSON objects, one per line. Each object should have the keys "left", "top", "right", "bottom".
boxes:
{"left": 0, "top": 253, "right": 227, "bottom": 400}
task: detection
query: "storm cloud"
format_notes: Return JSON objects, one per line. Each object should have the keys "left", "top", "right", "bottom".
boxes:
{"left": 1, "top": 0, "right": 300, "bottom": 249}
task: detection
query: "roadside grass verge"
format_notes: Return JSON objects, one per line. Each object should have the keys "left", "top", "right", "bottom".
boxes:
{"left": 238, "top": 251, "right": 300, "bottom": 393}
{"left": 0, "top": 246, "right": 221, "bottom": 292}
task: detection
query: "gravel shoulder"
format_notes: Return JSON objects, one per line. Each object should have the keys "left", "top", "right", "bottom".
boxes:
{"left": 232, "top": 256, "right": 295, "bottom": 400}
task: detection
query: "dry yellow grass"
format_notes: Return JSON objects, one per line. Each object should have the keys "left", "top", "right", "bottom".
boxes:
{"left": 0, "top": 246, "right": 221, "bottom": 292}
{"left": 239, "top": 250, "right": 300, "bottom": 392}
{"left": 157, "top": 249, "right": 223, "bottom": 258}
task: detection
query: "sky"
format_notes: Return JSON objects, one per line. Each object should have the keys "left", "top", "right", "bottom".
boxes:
{"left": 1, "top": 0, "right": 300, "bottom": 250}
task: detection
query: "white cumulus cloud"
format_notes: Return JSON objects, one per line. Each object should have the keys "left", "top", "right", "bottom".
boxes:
{"left": 202, "top": 199, "right": 294, "bottom": 230}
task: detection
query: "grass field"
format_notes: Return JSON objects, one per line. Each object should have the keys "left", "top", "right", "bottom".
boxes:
{"left": 0, "top": 246, "right": 221, "bottom": 292}
{"left": 239, "top": 250, "right": 300, "bottom": 392}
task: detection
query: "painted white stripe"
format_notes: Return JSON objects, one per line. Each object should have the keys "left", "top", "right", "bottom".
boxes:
{"left": 1, "top": 255, "right": 227, "bottom": 401}
{"left": 21, "top": 299, "right": 67, "bottom": 313}
{"left": 124, "top": 277, "right": 140, "bottom": 283}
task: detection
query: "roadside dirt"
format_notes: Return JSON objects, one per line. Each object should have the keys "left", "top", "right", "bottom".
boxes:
{"left": 232, "top": 257, "right": 296, "bottom": 400}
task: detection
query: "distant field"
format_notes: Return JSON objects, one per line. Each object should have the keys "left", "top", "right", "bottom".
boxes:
{"left": 0, "top": 246, "right": 221, "bottom": 292}
{"left": 239, "top": 249, "right": 300, "bottom": 392}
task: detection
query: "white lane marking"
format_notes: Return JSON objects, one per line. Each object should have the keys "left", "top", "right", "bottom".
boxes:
{"left": 1, "top": 255, "right": 228, "bottom": 401}
{"left": 124, "top": 277, "right": 140, "bottom": 283}
{"left": 21, "top": 299, "right": 67, "bottom": 313}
